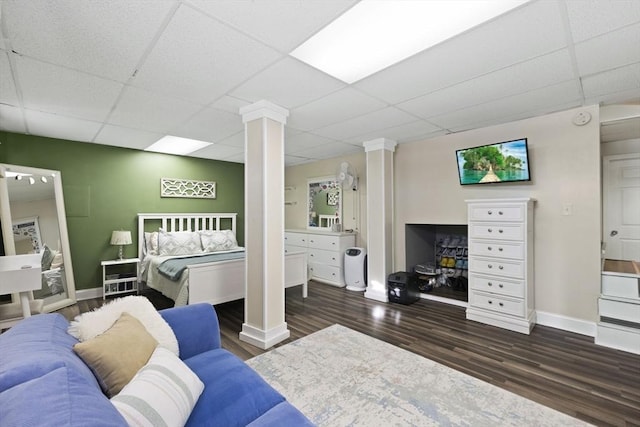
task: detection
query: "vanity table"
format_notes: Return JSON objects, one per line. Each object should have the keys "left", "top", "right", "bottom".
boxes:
{"left": 285, "top": 229, "right": 355, "bottom": 287}
{"left": 0, "top": 254, "right": 43, "bottom": 328}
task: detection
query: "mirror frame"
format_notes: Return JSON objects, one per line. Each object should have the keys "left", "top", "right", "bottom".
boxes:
{"left": 0, "top": 163, "right": 76, "bottom": 312}
{"left": 307, "top": 176, "right": 342, "bottom": 230}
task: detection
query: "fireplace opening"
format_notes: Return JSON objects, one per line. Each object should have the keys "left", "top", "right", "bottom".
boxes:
{"left": 405, "top": 224, "right": 468, "bottom": 302}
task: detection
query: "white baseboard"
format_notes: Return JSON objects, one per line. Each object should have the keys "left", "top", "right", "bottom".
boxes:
{"left": 420, "top": 293, "right": 468, "bottom": 308}
{"left": 75, "top": 287, "right": 102, "bottom": 301}
{"left": 536, "top": 310, "right": 596, "bottom": 337}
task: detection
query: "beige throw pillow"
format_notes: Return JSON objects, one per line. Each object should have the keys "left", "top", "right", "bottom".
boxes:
{"left": 74, "top": 312, "right": 158, "bottom": 397}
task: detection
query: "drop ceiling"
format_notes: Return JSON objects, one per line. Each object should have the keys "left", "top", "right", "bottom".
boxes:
{"left": 0, "top": 0, "right": 639, "bottom": 166}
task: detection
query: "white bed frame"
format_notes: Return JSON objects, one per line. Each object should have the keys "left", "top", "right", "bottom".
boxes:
{"left": 137, "top": 213, "right": 307, "bottom": 305}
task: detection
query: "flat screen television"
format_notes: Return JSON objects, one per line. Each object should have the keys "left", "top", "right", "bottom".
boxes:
{"left": 456, "top": 138, "right": 531, "bottom": 185}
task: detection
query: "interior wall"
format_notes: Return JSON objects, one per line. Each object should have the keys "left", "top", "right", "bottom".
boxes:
{"left": 0, "top": 131, "right": 244, "bottom": 290}
{"left": 394, "top": 105, "right": 601, "bottom": 323}
{"left": 600, "top": 138, "right": 640, "bottom": 156}
{"left": 285, "top": 150, "right": 367, "bottom": 248}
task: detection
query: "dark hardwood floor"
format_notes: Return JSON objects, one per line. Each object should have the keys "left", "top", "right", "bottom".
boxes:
{"left": 58, "top": 282, "right": 640, "bottom": 427}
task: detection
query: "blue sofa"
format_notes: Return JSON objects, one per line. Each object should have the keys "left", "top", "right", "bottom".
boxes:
{"left": 0, "top": 303, "right": 313, "bottom": 426}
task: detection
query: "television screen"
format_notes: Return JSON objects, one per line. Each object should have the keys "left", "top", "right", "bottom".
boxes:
{"left": 456, "top": 138, "right": 531, "bottom": 185}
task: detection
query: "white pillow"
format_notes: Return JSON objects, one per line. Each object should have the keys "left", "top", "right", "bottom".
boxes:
{"left": 144, "top": 231, "right": 159, "bottom": 256}
{"left": 68, "top": 296, "right": 179, "bottom": 356}
{"left": 158, "top": 230, "right": 203, "bottom": 256}
{"left": 111, "top": 347, "right": 204, "bottom": 427}
{"left": 200, "top": 230, "right": 238, "bottom": 252}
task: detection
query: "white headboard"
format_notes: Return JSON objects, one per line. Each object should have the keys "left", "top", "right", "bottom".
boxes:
{"left": 137, "top": 213, "right": 237, "bottom": 258}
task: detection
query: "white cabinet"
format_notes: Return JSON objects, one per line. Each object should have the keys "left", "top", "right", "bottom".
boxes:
{"left": 285, "top": 230, "right": 355, "bottom": 287}
{"left": 102, "top": 258, "right": 140, "bottom": 300}
{"left": 466, "top": 198, "right": 535, "bottom": 334}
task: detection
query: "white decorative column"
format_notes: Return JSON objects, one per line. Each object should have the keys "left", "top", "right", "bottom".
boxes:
{"left": 363, "top": 138, "right": 397, "bottom": 302}
{"left": 239, "top": 100, "right": 290, "bottom": 349}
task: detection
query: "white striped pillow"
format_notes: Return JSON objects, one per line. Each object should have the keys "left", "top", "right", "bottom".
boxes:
{"left": 111, "top": 347, "right": 204, "bottom": 427}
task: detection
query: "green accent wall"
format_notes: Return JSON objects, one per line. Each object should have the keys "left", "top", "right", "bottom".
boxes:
{"left": 0, "top": 131, "right": 244, "bottom": 290}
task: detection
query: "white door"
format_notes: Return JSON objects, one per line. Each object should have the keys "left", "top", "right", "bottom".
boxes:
{"left": 603, "top": 153, "right": 640, "bottom": 261}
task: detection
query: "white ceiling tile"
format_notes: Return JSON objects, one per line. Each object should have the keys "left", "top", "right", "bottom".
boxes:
{"left": 565, "top": 0, "right": 640, "bottom": 43}
{"left": 285, "top": 155, "right": 315, "bottom": 166}
{"left": 288, "top": 88, "right": 387, "bottom": 131}
{"left": 582, "top": 62, "right": 640, "bottom": 99}
{"left": 585, "top": 88, "right": 640, "bottom": 108}
{"left": 222, "top": 153, "right": 245, "bottom": 164}
{"left": 132, "top": 4, "right": 282, "bottom": 105}
{"left": 291, "top": 141, "right": 361, "bottom": 160}
{"left": 0, "top": 52, "right": 19, "bottom": 106}
{"left": 399, "top": 49, "right": 575, "bottom": 120}
{"left": 313, "top": 107, "right": 417, "bottom": 140}
{"left": 0, "top": 104, "right": 26, "bottom": 133}
{"left": 17, "top": 56, "right": 123, "bottom": 122}
{"left": 108, "top": 86, "right": 203, "bottom": 134}
{"left": 346, "top": 120, "right": 443, "bottom": 145}
{"left": 354, "top": 0, "right": 567, "bottom": 104}
{"left": 186, "top": 0, "right": 357, "bottom": 52}
{"left": 210, "top": 96, "right": 250, "bottom": 114}
{"left": 429, "top": 81, "right": 582, "bottom": 130}
{"left": 216, "top": 132, "right": 245, "bottom": 149}
{"left": 93, "top": 124, "right": 164, "bottom": 150}
{"left": 231, "top": 57, "right": 345, "bottom": 109}
{"left": 24, "top": 109, "right": 101, "bottom": 142}
{"left": 575, "top": 23, "right": 640, "bottom": 76}
{"left": 2, "top": 0, "right": 175, "bottom": 81}
{"left": 190, "top": 143, "right": 244, "bottom": 160}
{"left": 285, "top": 132, "right": 338, "bottom": 155}
{"left": 173, "top": 107, "right": 243, "bottom": 144}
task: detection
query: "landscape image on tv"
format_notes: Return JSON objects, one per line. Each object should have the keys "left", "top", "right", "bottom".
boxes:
{"left": 456, "top": 138, "right": 530, "bottom": 185}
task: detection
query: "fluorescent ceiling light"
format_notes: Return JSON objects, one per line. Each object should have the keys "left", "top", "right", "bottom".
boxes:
{"left": 291, "top": 0, "right": 529, "bottom": 84}
{"left": 145, "top": 136, "right": 212, "bottom": 156}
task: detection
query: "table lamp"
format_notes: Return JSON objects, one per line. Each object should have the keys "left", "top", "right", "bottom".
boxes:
{"left": 110, "top": 230, "right": 132, "bottom": 260}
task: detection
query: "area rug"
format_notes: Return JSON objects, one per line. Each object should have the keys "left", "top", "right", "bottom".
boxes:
{"left": 246, "top": 324, "right": 590, "bottom": 426}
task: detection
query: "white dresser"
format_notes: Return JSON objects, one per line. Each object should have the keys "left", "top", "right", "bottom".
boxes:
{"left": 466, "top": 198, "right": 535, "bottom": 334}
{"left": 285, "top": 229, "right": 356, "bottom": 287}
{"left": 596, "top": 262, "right": 640, "bottom": 354}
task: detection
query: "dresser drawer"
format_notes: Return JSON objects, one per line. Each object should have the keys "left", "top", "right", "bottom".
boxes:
{"left": 469, "top": 256, "right": 524, "bottom": 279}
{"left": 469, "top": 273, "right": 525, "bottom": 298}
{"left": 599, "top": 298, "right": 640, "bottom": 324}
{"left": 469, "top": 223, "right": 524, "bottom": 241}
{"left": 601, "top": 274, "right": 640, "bottom": 300}
{"left": 284, "top": 232, "right": 308, "bottom": 247}
{"left": 469, "top": 240, "right": 524, "bottom": 260}
{"left": 470, "top": 290, "right": 525, "bottom": 317}
{"left": 309, "top": 263, "right": 342, "bottom": 284}
{"left": 307, "top": 234, "right": 341, "bottom": 251}
{"left": 469, "top": 204, "right": 524, "bottom": 222}
{"left": 308, "top": 248, "right": 341, "bottom": 267}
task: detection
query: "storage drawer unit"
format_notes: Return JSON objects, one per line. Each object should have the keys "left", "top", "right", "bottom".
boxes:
{"left": 285, "top": 230, "right": 355, "bottom": 287}
{"left": 465, "top": 198, "right": 535, "bottom": 334}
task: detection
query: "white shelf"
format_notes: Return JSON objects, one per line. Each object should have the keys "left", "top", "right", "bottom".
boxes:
{"left": 101, "top": 258, "right": 140, "bottom": 300}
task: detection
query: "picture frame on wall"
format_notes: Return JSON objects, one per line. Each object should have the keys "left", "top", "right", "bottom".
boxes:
{"left": 327, "top": 192, "right": 338, "bottom": 206}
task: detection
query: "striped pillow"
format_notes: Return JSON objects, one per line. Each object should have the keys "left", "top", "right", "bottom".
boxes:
{"left": 111, "top": 347, "right": 204, "bottom": 427}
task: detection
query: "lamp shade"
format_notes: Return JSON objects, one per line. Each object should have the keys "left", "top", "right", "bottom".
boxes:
{"left": 110, "top": 230, "right": 132, "bottom": 246}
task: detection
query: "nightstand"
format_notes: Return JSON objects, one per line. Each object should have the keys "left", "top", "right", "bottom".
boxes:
{"left": 101, "top": 258, "right": 140, "bottom": 300}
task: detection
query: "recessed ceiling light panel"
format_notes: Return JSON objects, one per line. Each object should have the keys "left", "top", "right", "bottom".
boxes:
{"left": 145, "top": 136, "right": 212, "bottom": 156}
{"left": 291, "top": 0, "right": 529, "bottom": 83}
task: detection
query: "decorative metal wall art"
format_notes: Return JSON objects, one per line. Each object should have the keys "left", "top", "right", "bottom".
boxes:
{"left": 161, "top": 178, "right": 216, "bottom": 199}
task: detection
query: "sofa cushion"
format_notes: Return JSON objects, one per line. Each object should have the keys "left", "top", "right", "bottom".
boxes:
{"left": 184, "top": 348, "right": 286, "bottom": 427}
{"left": 112, "top": 347, "right": 204, "bottom": 427}
{"left": 74, "top": 312, "right": 158, "bottom": 397}
{"left": 0, "top": 366, "right": 127, "bottom": 427}
{"left": 0, "top": 313, "right": 99, "bottom": 393}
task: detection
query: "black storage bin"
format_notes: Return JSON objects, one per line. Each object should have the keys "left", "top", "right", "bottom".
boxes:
{"left": 387, "top": 272, "right": 420, "bottom": 305}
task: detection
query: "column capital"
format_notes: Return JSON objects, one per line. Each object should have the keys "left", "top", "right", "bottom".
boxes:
{"left": 240, "top": 100, "right": 289, "bottom": 124}
{"left": 363, "top": 138, "right": 397, "bottom": 153}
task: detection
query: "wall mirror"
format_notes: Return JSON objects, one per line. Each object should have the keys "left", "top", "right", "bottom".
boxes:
{"left": 0, "top": 164, "right": 76, "bottom": 312}
{"left": 307, "top": 176, "right": 341, "bottom": 230}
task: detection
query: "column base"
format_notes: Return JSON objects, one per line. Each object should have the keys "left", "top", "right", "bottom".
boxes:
{"left": 239, "top": 322, "right": 290, "bottom": 350}
{"left": 364, "top": 287, "right": 389, "bottom": 303}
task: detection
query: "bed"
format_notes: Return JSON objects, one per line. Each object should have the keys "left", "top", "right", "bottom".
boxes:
{"left": 138, "top": 213, "right": 307, "bottom": 306}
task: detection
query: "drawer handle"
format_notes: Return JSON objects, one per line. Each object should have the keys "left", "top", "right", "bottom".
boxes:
{"left": 499, "top": 284, "right": 504, "bottom": 288}
{"left": 488, "top": 264, "right": 493, "bottom": 268}
{"left": 498, "top": 247, "right": 503, "bottom": 252}
{"left": 331, "top": 257, "right": 336, "bottom": 261}
{"left": 488, "top": 228, "right": 493, "bottom": 233}
{"left": 332, "top": 242, "right": 336, "bottom": 246}
{"left": 488, "top": 210, "right": 493, "bottom": 215}
{"left": 499, "top": 211, "right": 503, "bottom": 215}
{"left": 499, "top": 302, "right": 504, "bottom": 307}
{"left": 487, "top": 282, "right": 493, "bottom": 287}
{"left": 332, "top": 273, "right": 336, "bottom": 276}
{"left": 487, "top": 246, "right": 492, "bottom": 251}
{"left": 310, "top": 254, "right": 314, "bottom": 257}
{"left": 488, "top": 300, "right": 493, "bottom": 304}
{"left": 498, "top": 265, "right": 504, "bottom": 270}
{"left": 310, "top": 240, "right": 314, "bottom": 243}
{"left": 498, "top": 229, "right": 504, "bottom": 233}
